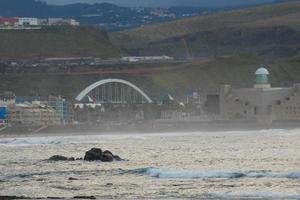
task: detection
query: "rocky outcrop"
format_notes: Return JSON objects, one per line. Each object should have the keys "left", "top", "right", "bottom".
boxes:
{"left": 48, "top": 155, "right": 75, "bottom": 161}
{"left": 84, "top": 148, "right": 103, "bottom": 161}
{"left": 47, "top": 148, "right": 123, "bottom": 162}
{"left": 84, "top": 148, "right": 123, "bottom": 162}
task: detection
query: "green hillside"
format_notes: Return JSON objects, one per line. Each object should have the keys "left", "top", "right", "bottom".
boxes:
{"left": 108, "top": 1, "right": 300, "bottom": 99}
{"left": 0, "top": 26, "right": 121, "bottom": 59}
{"left": 1, "top": 56, "right": 299, "bottom": 101}
{"left": 111, "top": 2, "right": 300, "bottom": 59}
{"left": 1, "top": 2, "right": 300, "bottom": 100}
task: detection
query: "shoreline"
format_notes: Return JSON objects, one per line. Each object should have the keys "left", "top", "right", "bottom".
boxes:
{"left": 1, "top": 120, "right": 300, "bottom": 139}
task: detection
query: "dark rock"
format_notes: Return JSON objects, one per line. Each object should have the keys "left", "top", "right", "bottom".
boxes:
{"left": 68, "top": 177, "right": 78, "bottom": 181}
{"left": 35, "top": 178, "right": 46, "bottom": 182}
{"left": 83, "top": 148, "right": 123, "bottom": 162}
{"left": 101, "top": 151, "right": 114, "bottom": 162}
{"left": 84, "top": 148, "right": 102, "bottom": 161}
{"left": 113, "top": 155, "right": 123, "bottom": 161}
{"left": 103, "top": 150, "right": 113, "bottom": 155}
{"left": 103, "top": 150, "right": 123, "bottom": 161}
{"left": 74, "top": 196, "right": 96, "bottom": 199}
{"left": 48, "top": 155, "right": 75, "bottom": 161}
{"left": 0, "top": 196, "right": 31, "bottom": 199}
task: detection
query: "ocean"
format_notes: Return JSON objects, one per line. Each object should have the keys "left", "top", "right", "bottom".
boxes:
{"left": 0, "top": 129, "right": 299, "bottom": 199}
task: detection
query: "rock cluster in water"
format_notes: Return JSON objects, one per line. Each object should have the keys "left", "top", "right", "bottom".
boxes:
{"left": 47, "top": 148, "right": 123, "bottom": 162}
{"left": 48, "top": 155, "right": 75, "bottom": 161}
{"left": 84, "top": 148, "right": 122, "bottom": 162}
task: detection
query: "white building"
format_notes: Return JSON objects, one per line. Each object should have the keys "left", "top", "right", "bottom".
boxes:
{"left": 219, "top": 66, "right": 300, "bottom": 124}
{"left": 63, "top": 19, "right": 80, "bottom": 26}
{"left": 48, "top": 18, "right": 80, "bottom": 26}
{"left": 18, "top": 18, "right": 38, "bottom": 26}
{"left": 121, "top": 56, "right": 174, "bottom": 62}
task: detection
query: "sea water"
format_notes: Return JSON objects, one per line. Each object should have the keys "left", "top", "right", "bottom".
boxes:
{"left": 0, "top": 129, "right": 300, "bottom": 199}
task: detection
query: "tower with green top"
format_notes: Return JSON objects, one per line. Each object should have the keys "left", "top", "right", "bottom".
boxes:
{"left": 254, "top": 65, "right": 270, "bottom": 89}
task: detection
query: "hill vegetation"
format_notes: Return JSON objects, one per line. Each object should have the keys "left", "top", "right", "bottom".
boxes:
{"left": 0, "top": 0, "right": 295, "bottom": 31}
{"left": 111, "top": 2, "right": 300, "bottom": 59}
{"left": 108, "top": 1, "right": 300, "bottom": 99}
{"left": 1, "top": 2, "right": 300, "bottom": 99}
{"left": 0, "top": 0, "right": 223, "bottom": 31}
{"left": 0, "top": 26, "right": 120, "bottom": 59}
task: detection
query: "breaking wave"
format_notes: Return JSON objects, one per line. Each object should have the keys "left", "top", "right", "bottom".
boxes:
{"left": 207, "top": 192, "right": 300, "bottom": 199}
{"left": 138, "top": 168, "right": 300, "bottom": 179}
{"left": 0, "top": 134, "right": 147, "bottom": 146}
{"left": 1, "top": 128, "right": 299, "bottom": 146}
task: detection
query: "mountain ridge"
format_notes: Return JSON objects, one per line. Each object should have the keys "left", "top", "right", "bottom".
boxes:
{"left": 111, "top": 1, "right": 300, "bottom": 59}
{"left": 0, "top": 1, "right": 300, "bottom": 98}
{"left": 44, "top": 0, "right": 296, "bottom": 8}
{"left": 0, "top": 0, "right": 297, "bottom": 31}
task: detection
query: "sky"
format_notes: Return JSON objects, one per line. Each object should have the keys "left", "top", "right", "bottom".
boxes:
{"left": 43, "top": 0, "right": 277, "bottom": 8}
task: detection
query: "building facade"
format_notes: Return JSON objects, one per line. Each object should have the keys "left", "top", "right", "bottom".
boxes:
{"left": 18, "top": 18, "right": 38, "bottom": 26}
{"left": 0, "top": 17, "right": 79, "bottom": 29}
{"left": 0, "top": 17, "right": 18, "bottom": 26}
{"left": 47, "top": 96, "right": 74, "bottom": 125}
{"left": 48, "top": 18, "right": 80, "bottom": 26}
{"left": 0, "top": 91, "right": 16, "bottom": 107}
{"left": 0, "top": 107, "right": 7, "bottom": 129}
{"left": 220, "top": 66, "right": 300, "bottom": 124}
{"left": 8, "top": 103, "right": 60, "bottom": 127}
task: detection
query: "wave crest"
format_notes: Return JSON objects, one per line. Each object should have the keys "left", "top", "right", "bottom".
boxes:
{"left": 142, "top": 168, "right": 300, "bottom": 179}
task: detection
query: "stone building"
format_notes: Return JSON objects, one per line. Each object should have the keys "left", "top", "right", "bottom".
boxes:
{"left": 220, "top": 66, "right": 300, "bottom": 124}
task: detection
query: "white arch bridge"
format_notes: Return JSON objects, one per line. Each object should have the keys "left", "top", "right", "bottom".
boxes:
{"left": 75, "top": 79, "right": 153, "bottom": 104}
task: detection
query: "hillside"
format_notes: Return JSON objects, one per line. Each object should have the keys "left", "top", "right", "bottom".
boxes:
{"left": 1, "top": 2, "right": 300, "bottom": 100}
{"left": 0, "top": 0, "right": 223, "bottom": 31}
{"left": 0, "top": 26, "right": 120, "bottom": 59}
{"left": 108, "top": 1, "right": 300, "bottom": 99}
{"left": 111, "top": 1, "right": 300, "bottom": 59}
{"left": 0, "top": 0, "right": 296, "bottom": 31}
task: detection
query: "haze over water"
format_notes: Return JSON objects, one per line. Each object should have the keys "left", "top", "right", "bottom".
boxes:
{"left": 0, "top": 129, "right": 300, "bottom": 199}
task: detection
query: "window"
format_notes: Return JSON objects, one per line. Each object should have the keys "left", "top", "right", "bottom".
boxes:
{"left": 254, "top": 107, "right": 258, "bottom": 115}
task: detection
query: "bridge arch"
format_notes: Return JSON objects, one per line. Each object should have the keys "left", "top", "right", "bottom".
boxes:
{"left": 75, "top": 78, "right": 153, "bottom": 103}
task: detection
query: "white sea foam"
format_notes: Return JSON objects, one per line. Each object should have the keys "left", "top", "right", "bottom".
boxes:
{"left": 145, "top": 168, "right": 300, "bottom": 179}
{"left": 1, "top": 128, "right": 299, "bottom": 146}
{"left": 0, "top": 134, "right": 143, "bottom": 146}
{"left": 210, "top": 192, "right": 300, "bottom": 199}
{"left": 0, "top": 132, "right": 182, "bottom": 146}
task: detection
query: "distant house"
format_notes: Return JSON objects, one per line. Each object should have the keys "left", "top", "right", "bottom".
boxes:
{"left": 0, "top": 17, "right": 80, "bottom": 29}
{"left": 0, "top": 91, "right": 16, "bottom": 107}
{"left": 18, "top": 17, "right": 38, "bottom": 26}
{"left": 48, "top": 18, "right": 80, "bottom": 26}
{"left": 0, "top": 17, "right": 18, "bottom": 26}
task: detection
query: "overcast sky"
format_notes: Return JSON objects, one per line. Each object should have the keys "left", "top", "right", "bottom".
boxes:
{"left": 43, "top": 0, "right": 276, "bottom": 7}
